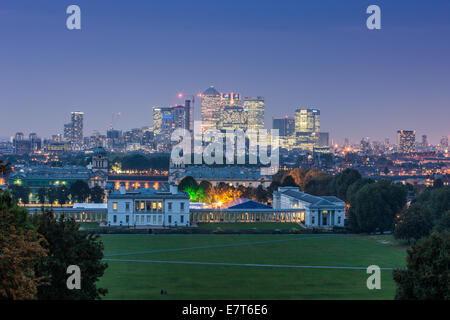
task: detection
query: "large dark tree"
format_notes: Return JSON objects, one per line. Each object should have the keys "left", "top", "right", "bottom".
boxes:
{"left": 90, "top": 186, "right": 105, "bottom": 203}
{"left": 281, "top": 175, "right": 297, "bottom": 187}
{"left": 10, "top": 185, "right": 30, "bottom": 205}
{"left": 348, "top": 180, "right": 407, "bottom": 233}
{"left": 413, "top": 186, "right": 450, "bottom": 224}
{"left": 394, "top": 204, "right": 433, "bottom": 243}
{"left": 56, "top": 186, "right": 69, "bottom": 206}
{"left": 37, "top": 188, "right": 47, "bottom": 205}
{"left": 47, "top": 187, "right": 57, "bottom": 206}
{"left": 304, "top": 173, "right": 332, "bottom": 196}
{"left": 329, "top": 168, "right": 362, "bottom": 202}
{"left": 69, "top": 180, "right": 91, "bottom": 203}
{"left": 393, "top": 231, "right": 450, "bottom": 300}
{"left": 0, "top": 191, "right": 48, "bottom": 300}
{"left": 178, "top": 176, "right": 198, "bottom": 191}
{"left": 436, "top": 210, "right": 450, "bottom": 233}
{"left": 32, "top": 212, "right": 108, "bottom": 300}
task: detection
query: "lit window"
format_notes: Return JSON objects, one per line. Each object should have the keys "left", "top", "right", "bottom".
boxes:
{"left": 113, "top": 202, "right": 118, "bottom": 211}
{"left": 158, "top": 201, "right": 162, "bottom": 211}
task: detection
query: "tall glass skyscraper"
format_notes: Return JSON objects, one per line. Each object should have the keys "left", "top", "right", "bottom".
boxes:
{"left": 152, "top": 107, "right": 163, "bottom": 135}
{"left": 63, "top": 111, "right": 84, "bottom": 147}
{"left": 294, "top": 108, "right": 320, "bottom": 151}
{"left": 397, "top": 130, "right": 416, "bottom": 153}
{"left": 273, "top": 116, "right": 295, "bottom": 136}
{"left": 295, "top": 108, "right": 320, "bottom": 134}
{"left": 218, "top": 106, "right": 248, "bottom": 131}
{"left": 201, "top": 86, "right": 222, "bottom": 132}
{"left": 244, "top": 96, "right": 264, "bottom": 131}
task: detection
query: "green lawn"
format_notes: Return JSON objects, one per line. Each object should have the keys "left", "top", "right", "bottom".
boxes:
{"left": 98, "top": 234, "right": 407, "bottom": 300}
{"left": 196, "top": 222, "right": 303, "bottom": 230}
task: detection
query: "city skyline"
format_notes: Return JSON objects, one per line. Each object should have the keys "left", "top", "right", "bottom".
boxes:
{"left": 1, "top": 0, "right": 449, "bottom": 144}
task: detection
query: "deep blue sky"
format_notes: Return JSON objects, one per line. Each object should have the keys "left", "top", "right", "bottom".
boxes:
{"left": 0, "top": 0, "right": 449, "bottom": 144}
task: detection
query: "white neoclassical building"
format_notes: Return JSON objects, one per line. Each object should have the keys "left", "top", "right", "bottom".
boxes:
{"left": 272, "top": 187, "right": 345, "bottom": 228}
{"left": 107, "top": 185, "right": 190, "bottom": 227}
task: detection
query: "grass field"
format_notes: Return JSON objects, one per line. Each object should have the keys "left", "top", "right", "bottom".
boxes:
{"left": 98, "top": 233, "right": 407, "bottom": 300}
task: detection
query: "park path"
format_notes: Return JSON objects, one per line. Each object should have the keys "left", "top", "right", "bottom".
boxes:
{"left": 103, "top": 258, "right": 395, "bottom": 270}
{"left": 104, "top": 234, "right": 344, "bottom": 257}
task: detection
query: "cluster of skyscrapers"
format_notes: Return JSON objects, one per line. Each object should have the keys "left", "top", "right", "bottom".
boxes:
{"left": 199, "top": 87, "right": 265, "bottom": 132}
{"left": 6, "top": 86, "right": 448, "bottom": 156}
{"left": 272, "top": 109, "right": 329, "bottom": 153}
{"left": 151, "top": 86, "right": 265, "bottom": 151}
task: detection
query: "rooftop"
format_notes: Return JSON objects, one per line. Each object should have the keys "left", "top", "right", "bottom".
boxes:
{"left": 203, "top": 86, "right": 220, "bottom": 96}
{"left": 278, "top": 188, "right": 345, "bottom": 207}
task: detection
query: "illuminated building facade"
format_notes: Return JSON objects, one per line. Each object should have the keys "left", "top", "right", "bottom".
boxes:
{"left": 218, "top": 106, "right": 248, "bottom": 131}
{"left": 152, "top": 107, "right": 163, "bottom": 135}
{"left": 244, "top": 96, "right": 264, "bottom": 131}
{"left": 294, "top": 108, "right": 320, "bottom": 151}
{"left": 397, "top": 130, "right": 416, "bottom": 153}
{"left": 201, "top": 86, "right": 222, "bottom": 132}
{"left": 273, "top": 187, "right": 345, "bottom": 228}
{"left": 221, "top": 92, "right": 241, "bottom": 107}
{"left": 63, "top": 112, "right": 84, "bottom": 148}
{"left": 172, "top": 103, "right": 191, "bottom": 132}
{"left": 107, "top": 185, "right": 190, "bottom": 227}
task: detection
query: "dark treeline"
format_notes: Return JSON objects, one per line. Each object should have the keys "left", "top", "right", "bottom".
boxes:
{"left": 110, "top": 153, "right": 170, "bottom": 171}
{"left": 10, "top": 180, "right": 105, "bottom": 205}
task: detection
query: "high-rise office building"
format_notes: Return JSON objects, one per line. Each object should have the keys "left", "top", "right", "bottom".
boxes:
{"left": 295, "top": 108, "right": 320, "bottom": 133}
{"left": 221, "top": 93, "right": 241, "bottom": 107}
{"left": 71, "top": 111, "right": 84, "bottom": 145}
{"left": 153, "top": 104, "right": 190, "bottom": 145}
{"left": 273, "top": 116, "right": 295, "bottom": 137}
{"left": 318, "top": 132, "right": 329, "bottom": 147}
{"left": 439, "top": 136, "right": 448, "bottom": 151}
{"left": 218, "top": 106, "right": 248, "bottom": 131}
{"left": 244, "top": 96, "right": 264, "bottom": 131}
{"left": 201, "top": 86, "right": 222, "bottom": 132}
{"left": 172, "top": 102, "right": 191, "bottom": 132}
{"left": 294, "top": 108, "right": 320, "bottom": 151}
{"left": 397, "top": 130, "right": 416, "bottom": 153}
{"left": 152, "top": 107, "right": 163, "bottom": 135}
{"left": 63, "top": 111, "right": 84, "bottom": 146}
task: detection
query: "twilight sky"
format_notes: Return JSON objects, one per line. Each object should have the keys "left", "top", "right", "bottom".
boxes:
{"left": 0, "top": 0, "right": 449, "bottom": 144}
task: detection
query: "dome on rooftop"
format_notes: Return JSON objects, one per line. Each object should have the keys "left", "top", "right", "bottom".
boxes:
{"left": 202, "top": 86, "right": 220, "bottom": 96}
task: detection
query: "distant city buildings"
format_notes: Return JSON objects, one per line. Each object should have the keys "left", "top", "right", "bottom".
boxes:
{"left": 217, "top": 106, "right": 248, "bottom": 131}
{"left": 293, "top": 108, "right": 327, "bottom": 152}
{"left": 273, "top": 117, "right": 295, "bottom": 137}
{"left": 64, "top": 111, "right": 84, "bottom": 149}
{"left": 13, "top": 132, "right": 42, "bottom": 155}
{"left": 201, "top": 86, "right": 222, "bottom": 132}
{"left": 244, "top": 96, "right": 265, "bottom": 131}
{"left": 200, "top": 87, "right": 265, "bottom": 134}
{"left": 397, "top": 130, "right": 416, "bottom": 153}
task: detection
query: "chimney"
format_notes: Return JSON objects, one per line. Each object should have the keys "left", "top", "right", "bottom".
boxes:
{"left": 169, "top": 184, "right": 178, "bottom": 195}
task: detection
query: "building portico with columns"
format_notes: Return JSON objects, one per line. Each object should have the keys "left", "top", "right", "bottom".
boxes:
{"left": 272, "top": 187, "right": 345, "bottom": 228}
